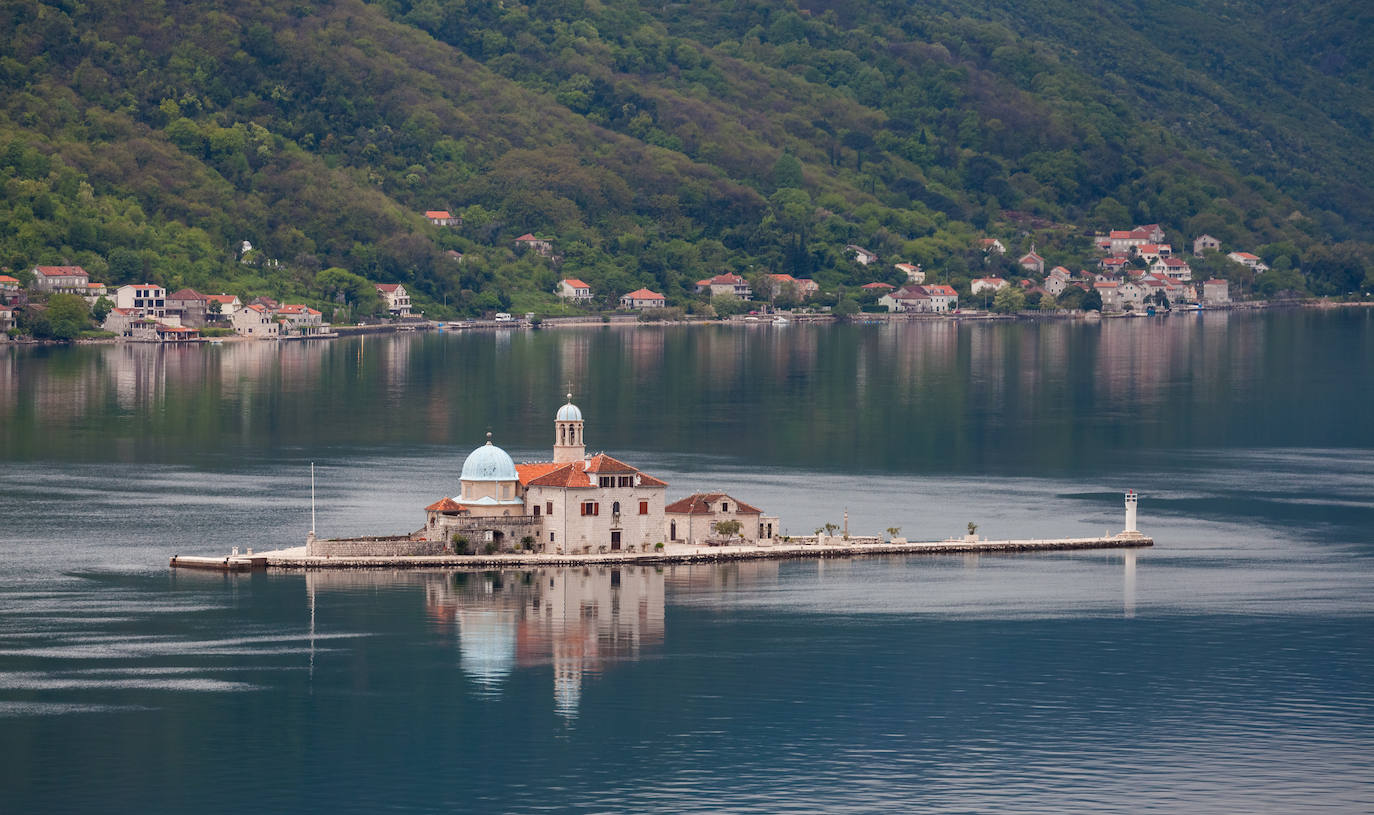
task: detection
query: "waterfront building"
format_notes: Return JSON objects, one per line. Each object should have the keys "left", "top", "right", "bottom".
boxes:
{"left": 665, "top": 493, "right": 778, "bottom": 545}
{"left": 115, "top": 284, "right": 167, "bottom": 319}
{"left": 557, "top": 278, "right": 593, "bottom": 301}
{"left": 32, "top": 265, "right": 90, "bottom": 294}
{"left": 620, "top": 288, "right": 666, "bottom": 309}
{"left": 166, "top": 289, "right": 208, "bottom": 327}
{"left": 375, "top": 283, "right": 413, "bottom": 316}
{"left": 231, "top": 304, "right": 280, "bottom": 337}
{"left": 423, "top": 396, "right": 671, "bottom": 554}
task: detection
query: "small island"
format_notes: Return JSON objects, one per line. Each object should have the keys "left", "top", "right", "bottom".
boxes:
{"left": 171, "top": 396, "right": 1151, "bottom": 571}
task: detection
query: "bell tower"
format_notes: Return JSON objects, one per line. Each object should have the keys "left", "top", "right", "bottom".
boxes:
{"left": 553, "top": 393, "right": 585, "bottom": 463}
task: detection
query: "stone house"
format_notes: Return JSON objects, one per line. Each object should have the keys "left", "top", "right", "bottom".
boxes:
{"left": 1151, "top": 256, "right": 1193, "bottom": 281}
{"left": 1203, "top": 279, "right": 1230, "bottom": 304}
{"left": 696, "top": 273, "right": 752, "bottom": 299}
{"left": 514, "top": 233, "right": 554, "bottom": 256}
{"left": 894, "top": 263, "right": 925, "bottom": 284}
{"left": 32, "top": 266, "right": 89, "bottom": 294}
{"left": 166, "top": 288, "right": 208, "bottom": 327}
{"left": 879, "top": 286, "right": 932, "bottom": 313}
{"left": 664, "top": 492, "right": 777, "bottom": 545}
{"left": 275, "top": 304, "right": 328, "bottom": 336}
{"left": 845, "top": 245, "right": 878, "bottom": 266}
{"left": 1194, "top": 234, "right": 1222, "bottom": 256}
{"left": 923, "top": 284, "right": 958, "bottom": 312}
{"left": 231, "top": 304, "right": 279, "bottom": 338}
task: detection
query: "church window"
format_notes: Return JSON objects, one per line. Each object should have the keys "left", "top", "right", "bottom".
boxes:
{"left": 639, "top": 501, "right": 648, "bottom": 515}
{"left": 612, "top": 501, "right": 621, "bottom": 515}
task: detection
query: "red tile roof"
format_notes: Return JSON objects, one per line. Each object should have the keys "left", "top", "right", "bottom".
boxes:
{"left": 622, "top": 288, "right": 665, "bottom": 301}
{"left": 561, "top": 278, "right": 590, "bottom": 289}
{"left": 375, "top": 283, "right": 402, "bottom": 293}
{"left": 167, "top": 288, "right": 204, "bottom": 301}
{"left": 34, "top": 265, "right": 87, "bottom": 277}
{"left": 664, "top": 493, "right": 762, "bottom": 515}
{"left": 924, "top": 285, "right": 958, "bottom": 296}
{"left": 204, "top": 294, "right": 239, "bottom": 305}
{"left": 425, "top": 210, "right": 452, "bottom": 219}
{"left": 861, "top": 282, "right": 895, "bottom": 289}
{"left": 425, "top": 497, "right": 465, "bottom": 512}
{"left": 278, "top": 304, "right": 321, "bottom": 315}
{"left": 0, "top": 275, "right": 19, "bottom": 284}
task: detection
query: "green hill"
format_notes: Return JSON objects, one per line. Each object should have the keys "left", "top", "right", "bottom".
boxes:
{"left": 1, "top": 0, "right": 1370, "bottom": 318}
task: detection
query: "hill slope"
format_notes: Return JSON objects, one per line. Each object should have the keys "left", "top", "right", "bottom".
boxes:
{"left": 1, "top": 0, "right": 1370, "bottom": 316}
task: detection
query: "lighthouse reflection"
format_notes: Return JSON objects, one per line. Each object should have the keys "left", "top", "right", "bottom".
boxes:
{"left": 430, "top": 566, "right": 665, "bottom": 719}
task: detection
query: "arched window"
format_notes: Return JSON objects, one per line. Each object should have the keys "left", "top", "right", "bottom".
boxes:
{"left": 612, "top": 501, "right": 621, "bottom": 515}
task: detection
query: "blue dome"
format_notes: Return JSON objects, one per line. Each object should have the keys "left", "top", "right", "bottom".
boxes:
{"left": 461, "top": 438, "right": 518, "bottom": 482}
{"left": 556, "top": 400, "right": 583, "bottom": 422}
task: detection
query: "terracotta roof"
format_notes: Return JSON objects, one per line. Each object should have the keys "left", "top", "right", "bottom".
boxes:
{"left": 1095, "top": 281, "right": 1118, "bottom": 289}
{"left": 425, "top": 496, "right": 465, "bottom": 512}
{"left": 34, "top": 265, "right": 87, "bottom": 277}
{"left": 278, "top": 304, "right": 321, "bottom": 315}
{"left": 1019, "top": 252, "right": 1043, "bottom": 262}
{"left": 861, "top": 282, "right": 894, "bottom": 289}
{"left": 424, "top": 210, "right": 452, "bottom": 219}
{"left": 664, "top": 493, "right": 762, "bottom": 515}
{"left": 585, "top": 453, "right": 638, "bottom": 474}
{"left": 1231, "top": 252, "right": 1260, "bottom": 260}
{"left": 622, "top": 288, "right": 664, "bottom": 300}
{"left": 924, "top": 285, "right": 957, "bottom": 296}
{"left": 167, "top": 288, "right": 204, "bottom": 301}
{"left": 561, "top": 278, "right": 590, "bottom": 288}
{"left": 204, "top": 294, "right": 239, "bottom": 305}
{"left": 523, "top": 462, "right": 593, "bottom": 488}
{"left": 767, "top": 273, "right": 798, "bottom": 282}
{"left": 0, "top": 275, "right": 19, "bottom": 284}
{"left": 706, "top": 273, "right": 747, "bottom": 285}
{"left": 514, "top": 233, "right": 541, "bottom": 242}
{"left": 375, "top": 283, "right": 402, "bottom": 293}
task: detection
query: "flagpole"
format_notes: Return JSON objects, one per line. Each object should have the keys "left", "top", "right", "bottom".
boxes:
{"left": 311, "top": 462, "right": 316, "bottom": 536}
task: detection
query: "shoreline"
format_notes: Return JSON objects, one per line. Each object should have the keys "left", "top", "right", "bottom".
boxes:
{"left": 170, "top": 533, "right": 1153, "bottom": 572}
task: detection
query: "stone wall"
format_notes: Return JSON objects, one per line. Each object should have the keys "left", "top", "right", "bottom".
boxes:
{"left": 308, "top": 535, "right": 449, "bottom": 557}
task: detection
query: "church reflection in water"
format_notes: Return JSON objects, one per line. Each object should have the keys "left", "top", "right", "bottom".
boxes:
{"left": 425, "top": 566, "right": 664, "bottom": 719}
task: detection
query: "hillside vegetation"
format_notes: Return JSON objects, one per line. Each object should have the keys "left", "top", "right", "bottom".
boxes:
{"left": 1, "top": 0, "right": 1370, "bottom": 318}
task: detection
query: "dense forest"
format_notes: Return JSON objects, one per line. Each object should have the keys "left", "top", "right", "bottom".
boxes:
{"left": 1, "top": 0, "right": 1371, "bottom": 318}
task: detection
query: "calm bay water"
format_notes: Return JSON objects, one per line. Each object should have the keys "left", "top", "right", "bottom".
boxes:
{"left": 1, "top": 310, "right": 1372, "bottom": 813}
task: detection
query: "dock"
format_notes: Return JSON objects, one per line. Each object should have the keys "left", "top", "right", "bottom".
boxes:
{"left": 170, "top": 534, "right": 1152, "bottom": 572}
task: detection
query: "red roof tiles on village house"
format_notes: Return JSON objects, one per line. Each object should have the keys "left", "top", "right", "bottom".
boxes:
{"left": 375, "top": 283, "right": 402, "bottom": 293}
{"left": 425, "top": 210, "right": 452, "bottom": 220}
{"left": 561, "top": 278, "right": 590, "bottom": 289}
{"left": 167, "top": 288, "right": 204, "bottom": 301}
{"left": 664, "top": 493, "right": 762, "bottom": 515}
{"left": 33, "top": 265, "right": 87, "bottom": 277}
{"left": 622, "top": 288, "right": 665, "bottom": 301}
{"left": 0, "top": 275, "right": 20, "bottom": 284}
{"left": 860, "top": 282, "right": 895, "bottom": 290}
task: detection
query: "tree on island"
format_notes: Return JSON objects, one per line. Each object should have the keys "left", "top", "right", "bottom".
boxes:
{"left": 967, "top": 522, "right": 978, "bottom": 536}
{"left": 713, "top": 519, "right": 743, "bottom": 538}
{"left": 886, "top": 527, "right": 901, "bottom": 539}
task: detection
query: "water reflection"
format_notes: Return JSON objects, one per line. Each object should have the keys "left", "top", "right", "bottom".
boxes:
{"left": 307, "top": 567, "right": 665, "bottom": 720}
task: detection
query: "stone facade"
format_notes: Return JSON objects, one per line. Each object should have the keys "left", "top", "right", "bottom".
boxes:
{"left": 307, "top": 535, "right": 449, "bottom": 557}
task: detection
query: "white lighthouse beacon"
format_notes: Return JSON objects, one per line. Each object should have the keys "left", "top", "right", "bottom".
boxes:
{"left": 1124, "top": 489, "right": 1138, "bottom": 535}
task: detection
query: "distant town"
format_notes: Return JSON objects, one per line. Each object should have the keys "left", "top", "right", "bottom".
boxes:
{"left": 1, "top": 218, "right": 1297, "bottom": 344}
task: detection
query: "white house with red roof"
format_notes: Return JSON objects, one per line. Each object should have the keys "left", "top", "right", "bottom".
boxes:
{"left": 0, "top": 304, "right": 15, "bottom": 332}
{"left": 1099, "top": 256, "right": 1129, "bottom": 274}
{"left": 514, "top": 233, "right": 554, "bottom": 256}
{"left": 971, "top": 276, "right": 1009, "bottom": 295}
{"left": 1227, "top": 252, "right": 1269, "bottom": 272}
{"left": 620, "top": 288, "right": 665, "bottom": 309}
{"left": 977, "top": 238, "right": 1006, "bottom": 255}
{"left": 845, "top": 245, "right": 878, "bottom": 266}
{"left": 557, "top": 278, "right": 593, "bottom": 301}
{"left": 1151, "top": 256, "right": 1193, "bottom": 281}
{"left": 203, "top": 294, "right": 241, "bottom": 317}
{"left": 665, "top": 493, "right": 777, "bottom": 545}
{"left": 32, "top": 265, "right": 89, "bottom": 294}
{"left": 115, "top": 284, "right": 166, "bottom": 318}
{"left": 425, "top": 210, "right": 459, "bottom": 226}
{"left": 375, "top": 283, "right": 412, "bottom": 316}
{"left": 275, "top": 304, "right": 330, "bottom": 336}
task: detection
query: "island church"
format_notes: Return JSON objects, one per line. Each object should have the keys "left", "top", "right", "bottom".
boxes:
{"left": 422, "top": 396, "right": 674, "bottom": 553}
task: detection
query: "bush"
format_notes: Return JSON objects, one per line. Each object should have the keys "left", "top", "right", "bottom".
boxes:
{"left": 201, "top": 326, "right": 234, "bottom": 337}
{"left": 483, "top": 541, "right": 498, "bottom": 555}
{"left": 654, "top": 541, "right": 664, "bottom": 551}
{"left": 452, "top": 533, "right": 470, "bottom": 554}
{"left": 520, "top": 535, "right": 535, "bottom": 550}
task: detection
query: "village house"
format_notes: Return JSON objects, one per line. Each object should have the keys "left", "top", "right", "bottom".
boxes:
{"left": 1151, "top": 256, "right": 1193, "bottom": 281}
{"left": 1203, "top": 279, "right": 1231, "bottom": 304}
{"left": 425, "top": 210, "right": 459, "bottom": 227}
{"left": 1134, "top": 244, "right": 1172, "bottom": 263}
{"left": 129, "top": 320, "right": 200, "bottom": 343}
{"left": 1194, "top": 234, "right": 1222, "bottom": 256}
{"left": 0, "top": 275, "right": 23, "bottom": 306}
{"left": 620, "top": 288, "right": 665, "bottom": 309}
{"left": 115, "top": 284, "right": 167, "bottom": 319}
{"left": 514, "top": 233, "right": 555, "bottom": 257}
{"left": 696, "top": 273, "right": 752, "bottom": 299}
{"left": 1094, "top": 280, "right": 1121, "bottom": 310}
{"left": 1119, "top": 280, "right": 1146, "bottom": 310}
{"left": 0, "top": 304, "right": 14, "bottom": 333}
{"left": 1100, "top": 257, "right": 1129, "bottom": 274}
{"left": 1228, "top": 252, "right": 1269, "bottom": 272}
{"left": 894, "top": 263, "right": 925, "bottom": 284}
{"left": 977, "top": 238, "right": 1006, "bottom": 255}
{"left": 1108, "top": 226, "right": 1164, "bottom": 256}
{"left": 445, "top": 250, "right": 464, "bottom": 264}
{"left": 375, "top": 283, "right": 413, "bottom": 317}
{"left": 971, "top": 277, "right": 1009, "bottom": 295}
{"left": 203, "top": 294, "right": 241, "bottom": 318}
{"left": 101, "top": 307, "right": 138, "bottom": 336}
{"left": 1044, "top": 275, "right": 1068, "bottom": 297}
{"left": 665, "top": 493, "right": 778, "bottom": 545}
{"left": 231, "top": 304, "right": 280, "bottom": 338}
{"left": 276, "top": 304, "right": 329, "bottom": 336}
{"left": 879, "top": 286, "right": 932, "bottom": 313}
{"left": 845, "top": 245, "right": 878, "bottom": 266}
{"left": 860, "top": 282, "right": 895, "bottom": 293}
{"left": 764, "top": 274, "right": 818, "bottom": 300}
{"left": 557, "top": 278, "right": 593, "bottom": 301}
{"left": 165, "top": 289, "right": 208, "bottom": 327}
{"left": 924, "top": 284, "right": 959, "bottom": 312}
{"left": 1018, "top": 250, "right": 1045, "bottom": 275}
{"left": 32, "top": 266, "right": 89, "bottom": 294}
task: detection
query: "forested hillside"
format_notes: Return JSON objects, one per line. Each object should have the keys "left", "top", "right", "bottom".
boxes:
{"left": 2, "top": 0, "right": 1370, "bottom": 318}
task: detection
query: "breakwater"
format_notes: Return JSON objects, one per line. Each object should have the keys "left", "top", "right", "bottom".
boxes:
{"left": 170, "top": 533, "right": 1152, "bottom": 572}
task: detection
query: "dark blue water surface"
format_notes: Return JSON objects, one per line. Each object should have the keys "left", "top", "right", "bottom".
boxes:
{"left": 1, "top": 309, "right": 1372, "bottom": 813}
